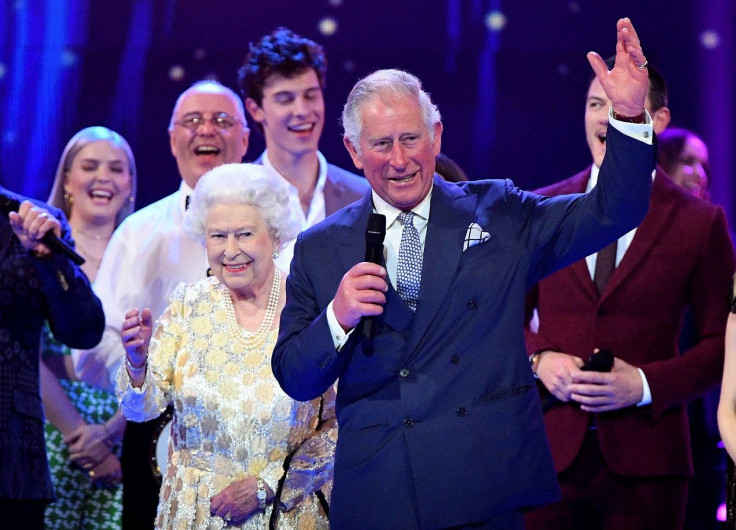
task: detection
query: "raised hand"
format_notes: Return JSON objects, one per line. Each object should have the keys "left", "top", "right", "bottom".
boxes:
{"left": 587, "top": 17, "right": 649, "bottom": 118}
{"left": 121, "top": 307, "right": 153, "bottom": 369}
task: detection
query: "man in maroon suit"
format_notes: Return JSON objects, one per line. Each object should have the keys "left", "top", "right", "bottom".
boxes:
{"left": 525, "top": 62, "right": 736, "bottom": 529}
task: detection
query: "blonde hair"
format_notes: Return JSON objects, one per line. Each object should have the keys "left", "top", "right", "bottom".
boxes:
{"left": 47, "top": 126, "right": 137, "bottom": 227}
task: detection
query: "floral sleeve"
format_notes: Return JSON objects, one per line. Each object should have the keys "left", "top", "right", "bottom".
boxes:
{"left": 278, "top": 382, "right": 338, "bottom": 512}
{"left": 116, "top": 282, "right": 188, "bottom": 422}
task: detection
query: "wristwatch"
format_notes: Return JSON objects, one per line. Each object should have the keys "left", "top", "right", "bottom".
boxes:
{"left": 529, "top": 350, "right": 547, "bottom": 375}
{"left": 256, "top": 477, "right": 267, "bottom": 510}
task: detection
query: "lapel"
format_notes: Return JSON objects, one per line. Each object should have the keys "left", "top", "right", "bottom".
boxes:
{"left": 324, "top": 166, "right": 349, "bottom": 217}
{"left": 599, "top": 168, "right": 678, "bottom": 301}
{"left": 332, "top": 193, "right": 414, "bottom": 334}
{"left": 404, "top": 177, "right": 477, "bottom": 359}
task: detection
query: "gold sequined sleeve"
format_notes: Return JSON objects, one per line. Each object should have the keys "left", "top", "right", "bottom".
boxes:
{"left": 278, "top": 383, "right": 338, "bottom": 512}
{"left": 116, "top": 282, "right": 187, "bottom": 422}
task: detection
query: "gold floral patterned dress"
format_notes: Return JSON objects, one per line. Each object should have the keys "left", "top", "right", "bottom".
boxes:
{"left": 116, "top": 277, "right": 335, "bottom": 530}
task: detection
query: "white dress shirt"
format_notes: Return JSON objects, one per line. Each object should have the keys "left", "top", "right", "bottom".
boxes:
{"left": 72, "top": 181, "right": 209, "bottom": 393}
{"left": 327, "top": 109, "right": 654, "bottom": 359}
{"left": 261, "top": 149, "right": 328, "bottom": 273}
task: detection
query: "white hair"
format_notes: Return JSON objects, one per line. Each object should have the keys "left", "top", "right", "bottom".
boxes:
{"left": 183, "top": 163, "right": 300, "bottom": 250}
{"left": 341, "top": 69, "right": 441, "bottom": 153}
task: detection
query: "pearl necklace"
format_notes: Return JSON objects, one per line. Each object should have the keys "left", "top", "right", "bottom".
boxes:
{"left": 225, "top": 268, "right": 281, "bottom": 349}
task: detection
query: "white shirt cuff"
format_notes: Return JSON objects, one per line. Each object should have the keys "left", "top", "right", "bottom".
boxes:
{"left": 326, "top": 300, "right": 354, "bottom": 351}
{"left": 608, "top": 108, "right": 654, "bottom": 145}
{"left": 636, "top": 367, "right": 652, "bottom": 406}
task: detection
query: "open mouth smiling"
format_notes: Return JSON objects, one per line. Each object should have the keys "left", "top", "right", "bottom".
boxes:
{"left": 194, "top": 146, "right": 221, "bottom": 156}
{"left": 89, "top": 189, "right": 114, "bottom": 202}
{"left": 388, "top": 171, "right": 418, "bottom": 183}
{"left": 288, "top": 123, "right": 315, "bottom": 133}
{"left": 224, "top": 262, "right": 249, "bottom": 273}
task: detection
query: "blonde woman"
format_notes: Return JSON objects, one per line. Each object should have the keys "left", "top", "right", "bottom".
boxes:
{"left": 41, "top": 126, "right": 136, "bottom": 528}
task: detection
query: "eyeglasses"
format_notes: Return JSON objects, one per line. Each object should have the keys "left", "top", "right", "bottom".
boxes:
{"left": 174, "top": 112, "right": 241, "bottom": 131}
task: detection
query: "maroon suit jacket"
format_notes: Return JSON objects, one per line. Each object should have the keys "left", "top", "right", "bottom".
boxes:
{"left": 526, "top": 166, "right": 735, "bottom": 478}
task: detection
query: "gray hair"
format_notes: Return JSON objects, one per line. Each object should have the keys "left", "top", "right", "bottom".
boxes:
{"left": 47, "top": 126, "right": 137, "bottom": 227}
{"left": 168, "top": 80, "right": 247, "bottom": 131}
{"left": 341, "top": 69, "right": 441, "bottom": 152}
{"left": 183, "top": 163, "right": 300, "bottom": 250}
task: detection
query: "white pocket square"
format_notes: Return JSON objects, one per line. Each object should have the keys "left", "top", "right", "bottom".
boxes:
{"left": 463, "top": 222, "right": 491, "bottom": 251}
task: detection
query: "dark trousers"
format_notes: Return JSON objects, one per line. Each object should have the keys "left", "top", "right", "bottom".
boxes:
{"left": 0, "top": 499, "right": 46, "bottom": 529}
{"left": 525, "top": 429, "right": 688, "bottom": 530}
{"left": 121, "top": 417, "right": 164, "bottom": 530}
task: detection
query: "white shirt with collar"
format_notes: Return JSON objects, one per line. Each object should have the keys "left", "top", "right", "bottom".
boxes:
{"left": 261, "top": 149, "right": 328, "bottom": 273}
{"left": 72, "top": 180, "right": 210, "bottom": 393}
{"left": 325, "top": 189, "right": 433, "bottom": 349}
{"left": 327, "top": 110, "right": 654, "bottom": 356}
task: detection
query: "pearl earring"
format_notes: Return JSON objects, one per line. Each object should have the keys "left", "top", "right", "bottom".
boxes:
{"left": 272, "top": 250, "right": 280, "bottom": 259}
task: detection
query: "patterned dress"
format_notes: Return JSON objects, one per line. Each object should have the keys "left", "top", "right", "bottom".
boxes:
{"left": 116, "top": 277, "right": 335, "bottom": 530}
{"left": 42, "top": 330, "right": 122, "bottom": 529}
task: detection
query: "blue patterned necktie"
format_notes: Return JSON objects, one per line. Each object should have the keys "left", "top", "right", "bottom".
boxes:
{"left": 397, "top": 211, "right": 422, "bottom": 311}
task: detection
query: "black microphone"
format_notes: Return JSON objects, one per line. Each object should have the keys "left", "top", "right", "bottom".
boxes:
{"left": 359, "top": 213, "right": 386, "bottom": 341}
{"left": 0, "top": 192, "right": 86, "bottom": 266}
{"left": 538, "top": 349, "right": 615, "bottom": 413}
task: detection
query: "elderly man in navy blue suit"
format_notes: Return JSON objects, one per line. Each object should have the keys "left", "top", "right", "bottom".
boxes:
{"left": 273, "top": 18, "right": 655, "bottom": 529}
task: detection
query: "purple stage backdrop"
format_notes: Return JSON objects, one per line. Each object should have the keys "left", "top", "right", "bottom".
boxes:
{"left": 1, "top": 0, "right": 734, "bottom": 220}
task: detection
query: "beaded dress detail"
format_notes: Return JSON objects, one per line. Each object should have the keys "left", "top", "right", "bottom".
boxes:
{"left": 117, "top": 274, "right": 335, "bottom": 529}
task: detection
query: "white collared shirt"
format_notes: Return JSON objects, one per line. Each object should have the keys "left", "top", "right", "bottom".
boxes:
{"left": 72, "top": 181, "right": 209, "bottom": 393}
{"left": 261, "top": 149, "right": 328, "bottom": 273}
{"left": 326, "top": 189, "right": 433, "bottom": 348}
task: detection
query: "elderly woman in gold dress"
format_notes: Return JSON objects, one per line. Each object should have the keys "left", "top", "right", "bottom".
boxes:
{"left": 117, "top": 163, "right": 335, "bottom": 529}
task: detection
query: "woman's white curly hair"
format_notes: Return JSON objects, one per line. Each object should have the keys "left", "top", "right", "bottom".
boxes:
{"left": 183, "top": 163, "right": 300, "bottom": 250}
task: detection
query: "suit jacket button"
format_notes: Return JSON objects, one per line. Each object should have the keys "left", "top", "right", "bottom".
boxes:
{"left": 450, "top": 355, "right": 460, "bottom": 365}
{"left": 457, "top": 407, "right": 467, "bottom": 417}
{"left": 404, "top": 418, "right": 414, "bottom": 427}
{"left": 467, "top": 300, "right": 477, "bottom": 310}
{"left": 399, "top": 368, "right": 410, "bottom": 378}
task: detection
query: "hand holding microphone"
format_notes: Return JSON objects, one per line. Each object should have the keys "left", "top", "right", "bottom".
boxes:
{"left": 359, "top": 213, "right": 386, "bottom": 339}
{"left": 1, "top": 193, "right": 85, "bottom": 265}
{"left": 332, "top": 214, "right": 388, "bottom": 335}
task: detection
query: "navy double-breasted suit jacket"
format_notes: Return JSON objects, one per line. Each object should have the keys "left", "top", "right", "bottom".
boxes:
{"left": 272, "top": 127, "right": 655, "bottom": 528}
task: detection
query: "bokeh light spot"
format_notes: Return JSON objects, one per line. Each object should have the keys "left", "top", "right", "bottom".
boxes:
{"left": 318, "top": 17, "right": 338, "bottom": 36}
{"left": 169, "top": 65, "right": 185, "bottom": 82}
{"left": 700, "top": 30, "right": 720, "bottom": 49}
{"left": 485, "top": 10, "right": 507, "bottom": 32}
{"left": 61, "top": 50, "right": 78, "bottom": 67}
